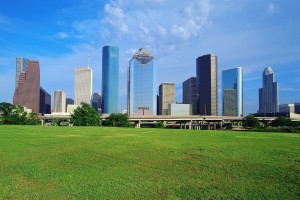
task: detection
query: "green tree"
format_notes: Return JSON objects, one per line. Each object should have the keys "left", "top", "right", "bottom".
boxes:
{"left": 71, "top": 102, "right": 101, "bottom": 126}
{"left": 105, "top": 113, "right": 130, "bottom": 127}
{"left": 271, "top": 116, "right": 292, "bottom": 127}
{"left": 243, "top": 115, "right": 260, "bottom": 129}
{"left": 27, "top": 112, "right": 40, "bottom": 125}
{"left": 0, "top": 102, "right": 27, "bottom": 125}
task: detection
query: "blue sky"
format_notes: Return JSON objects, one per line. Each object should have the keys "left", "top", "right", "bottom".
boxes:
{"left": 0, "top": 0, "right": 299, "bottom": 115}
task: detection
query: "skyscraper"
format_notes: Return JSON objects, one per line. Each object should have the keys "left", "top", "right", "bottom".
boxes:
{"left": 66, "top": 98, "right": 74, "bottom": 111}
{"left": 13, "top": 60, "right": 40, "bottom": 113}
{"left": 15, "top": 58, "right": 29, "bottom": 89}
{"left": 183, "top": 77, "right": 197, "bottom": 115}
{"left": 40, "top": 87, "right": 51, "bottom": 115}
{"left": 53, "top": 90, "right": 66, "bottom": 113}
{"left": 222, "top": 67, "right": 243, "bottom": 116}
{"left": 258, "top": 67, "right": 279, "bottom": 114}
{"left": 128, "top": 48, "right": 157, "bottom": 116}
{"left": 196, "top": 54, "right": 218, "bottom": 116}
{"left": 158, "top": 83, "right": 175, "bottom": 115}
{"left": 102, "top": 46, "right": 119, "bottom": 113}
{"left": 92, "top": 93, "right": 102, "bottom": 113}
{"left": 74, "top": 67, "right": 92, "bottom": 106}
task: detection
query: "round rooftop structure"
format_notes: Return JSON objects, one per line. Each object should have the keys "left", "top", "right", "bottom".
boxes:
{"left": 264, "top": 67, "right": 274, "bottom": 75}
{"left": 133, "top": 48, "right": 153, "bottom": 64}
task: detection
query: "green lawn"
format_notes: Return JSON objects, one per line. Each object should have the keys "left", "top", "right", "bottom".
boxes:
{"left": 0, "top": 126, "right": 299, "bottom": 199}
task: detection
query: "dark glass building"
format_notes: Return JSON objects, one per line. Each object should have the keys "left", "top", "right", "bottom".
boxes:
{"left": 258, "top": 67, "right": 279, "bottom": 114}
{"left": 40, "top": 87, "right": 51, "bottom": 115}
{"left": 183, "top": 77, "right": 197, "bottom": 115}
{"left": 102, "top": 46, "right": 119, "bottom": 113}
{"left": 222, "top": 67, "right": 243, "bottom": 116}
{"left": 92, "top": 93, "right": 102, "bottom": 113}
{"left": 196, "top": 54, "right": 218, "bottom": 116}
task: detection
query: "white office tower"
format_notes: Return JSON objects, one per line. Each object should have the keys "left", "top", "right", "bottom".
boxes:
{"left": 53, "top": 90, "right": 66, "bottom": 113}
{"left": 74, "top": 67, "right": 93, "bottom": 106}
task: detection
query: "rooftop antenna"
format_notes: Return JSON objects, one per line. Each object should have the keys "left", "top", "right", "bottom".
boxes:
{"left": 88, "top": 55, "right": 90, "bottom": 68}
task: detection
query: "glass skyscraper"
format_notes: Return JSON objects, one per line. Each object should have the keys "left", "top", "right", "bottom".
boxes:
{"left": 222, "top": 67, "right": 243, "bottom": 116}
{"left": 183, "top": 77, "right": 197, "bottom": 115}
{"left": 102, "top": 46, "right": 119, "bottom": 113}
{"left": 128, "top": 48, "right": 157, "bottom": 116}
{"left": 196, "top": 54, "right": 218, "bottom": 116}
{"left": 258, "top": 67, "right": 279, "bottom": 114}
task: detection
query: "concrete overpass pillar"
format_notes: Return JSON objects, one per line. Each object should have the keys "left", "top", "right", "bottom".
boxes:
{"left": 214, "top": 122, "right": 217, "bottom": 130}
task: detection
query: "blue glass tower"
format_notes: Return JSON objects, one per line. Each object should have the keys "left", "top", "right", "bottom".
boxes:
{"left": 102, "top": 46, "right": 119, "bottom": 113}
{"left": 222, "top": 67, "right": 243, "bottom": 116}
{"left": 128, "top": 48, "right": 157, "bottom": 115}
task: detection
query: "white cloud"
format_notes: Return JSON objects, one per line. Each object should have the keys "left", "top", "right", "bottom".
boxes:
{"left": 56, "top": 32, "right": 70, "bottom": 39}
{"left": 103, "top": 3, "right": 128, "bottom": 34}
{"left": 267, "top": 3, "right": 277, "bottom": 15}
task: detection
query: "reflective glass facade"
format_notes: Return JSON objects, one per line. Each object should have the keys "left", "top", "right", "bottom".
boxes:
{"left": 258, "top": 67, "right": 279, "bottom": 114}
{"left": 196, "top": 54, "right": 218, "bottom": 116}
{"left": 222, "top": 67, "right": 243, "bottom": 116}
{"left": 128, "top": 48, "right": 157, "bottom": 115}
{"left": 102, "top": 46, "right": 119, "bottom": 113}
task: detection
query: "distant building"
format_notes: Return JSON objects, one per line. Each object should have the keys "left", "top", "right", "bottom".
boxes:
{"left": 67, "top": 105, "right": 78, "bottom": 114}
{"left": 40, "top": 87, "right": 51, "bottom": 115}
{"left": 169, "top": 104, "right": 191, "bottom": 116}
{"left": 92, "top": 93, "right": 102, "bottom": 113}
{"left": 222, "top": 67, "right": 243, "bottom": 116}
{"left": 74, "top": 67, "right": 92, "bottom": 105}
{"left": 15, "top": 58, "right": 29, "bottom": 89}
{"left": 128, "top": 48, "right": 157, "bottom": 116}
{"left": 183, "top": 77, "right": 197, "bottom": 115}
{"left": 13, "top": 60, "right": 40, "bottom": 113}
{"left": 295, "top": 103, "right": 300, "bottom": 114}
{"left": 53, "top": 90, "right": 66, "bottom": 113}
{"left": 258, "top": 67, "right": 279, "bottom": 114}
{"left": 102, "top": 46, "right": 119, "bottom": 113}
{"left": 279, "top": 104, "right": 295, "bottom": 113}
{"left": 196, "top": 54, "right": 218, "bottom": 116}
{"left": 158, "top": 83, "right": 175, "bottom": 115}
{"left": 66, "top": 98, "right": 74, "bottom": 111}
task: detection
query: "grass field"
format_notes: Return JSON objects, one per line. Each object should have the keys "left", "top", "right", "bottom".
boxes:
{"left": 0, "top": 126, "right": 299, "bottom": 199}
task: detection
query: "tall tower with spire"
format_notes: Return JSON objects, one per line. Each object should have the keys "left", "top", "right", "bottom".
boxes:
{"left": 258, "top": 67, "right": 279, "bottom": 114}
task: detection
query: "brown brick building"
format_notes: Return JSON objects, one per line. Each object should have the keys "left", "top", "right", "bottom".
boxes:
{"left": 13, "top": 60, "right": 40, "bottom": 113}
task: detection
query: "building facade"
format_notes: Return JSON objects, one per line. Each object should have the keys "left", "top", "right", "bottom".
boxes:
{"left": 40, "top": 87, "right": 51, "bottom": 115}
{"left": 158, "top": 83, "right": 175, "bottom": 115}
{"left": 279, "top": 104, "right": 295, "bottom": 113}
{"left": 196, "top": 54, "right": 218, "bottom": 116}
{"left": 74, "top": 67, "right": 92, "bottom": 106}
{"left": 15, "top": 58, "right": 29, "bottom": 89}
{"left": 222, "top": 67, "right": 243, "bottom": 116}
{"left": 183, "top": 77, "right": 197, "bottom": 115}
{"left": 53, "top": 90, "right": 66, "bottom": 113}
{"left": 13, "top": 60, "right": 40, "bottom": 113}
{"left": 128, "top": 48, "right": 157, "bottom": 116}
{"left": 169, "top": 104, "right": 191, "bottom": 116}
{"left": 92, "top": 93, "right": 102, "bottom": 113}
{"left": 66, "top": 98, "right": 74, "bottom": 111}
{"left": 258, "top": 67, "right": 279, "bottom": 114}
{"left": 295, "top": 103, "right": 300, "bottom": 114}
{"left": 102, "top": 46, "right": 119, "bottom": 113}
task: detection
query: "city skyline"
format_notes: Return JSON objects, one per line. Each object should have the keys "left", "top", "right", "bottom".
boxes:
{"left": 0, "top": 1, "right": 299, "bottom": 115}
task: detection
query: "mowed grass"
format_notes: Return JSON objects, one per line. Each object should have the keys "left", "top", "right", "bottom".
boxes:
{"left": 0, "top": 126, "right": 299, "bottom": 199}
